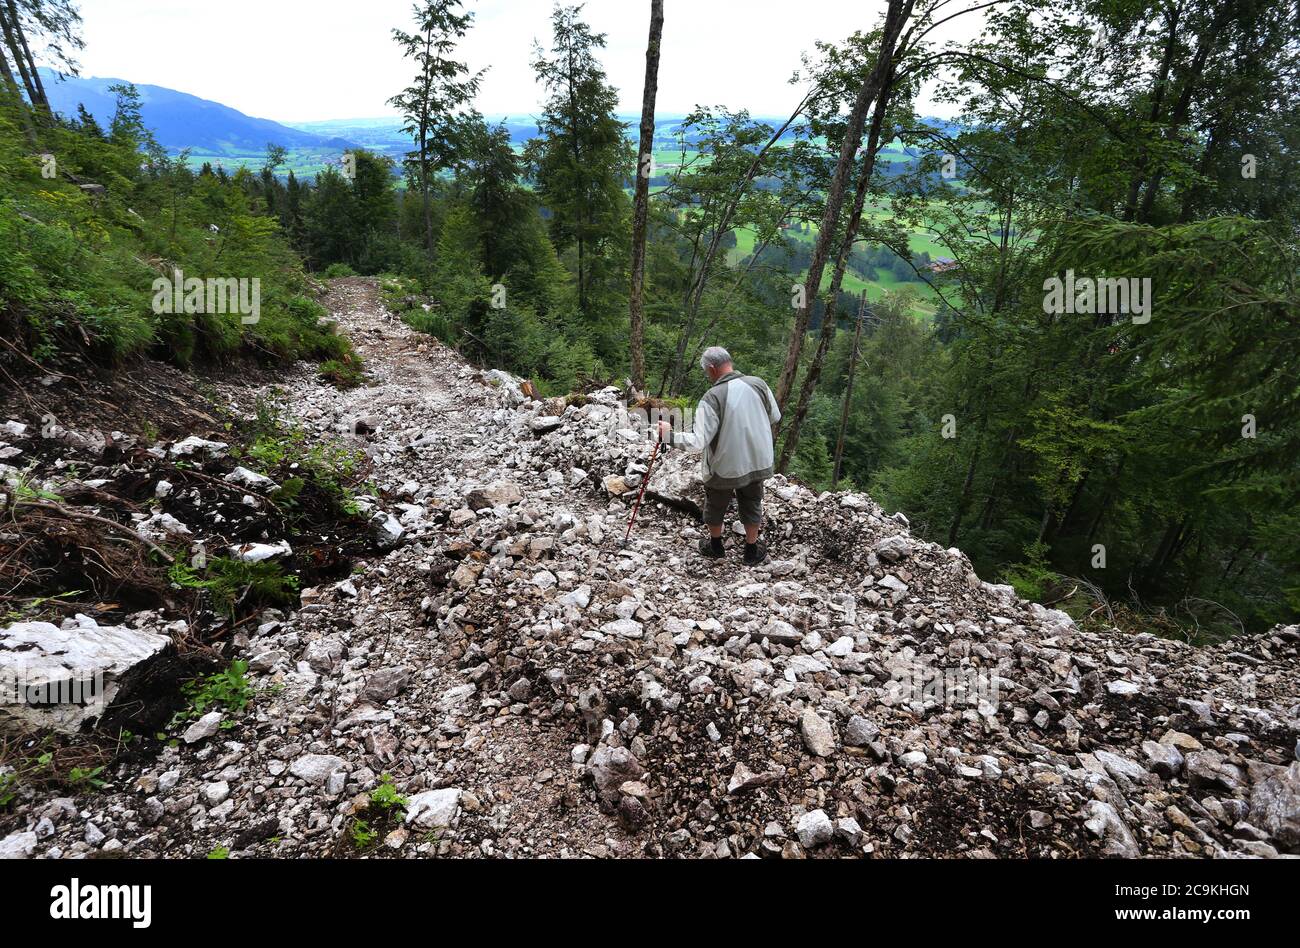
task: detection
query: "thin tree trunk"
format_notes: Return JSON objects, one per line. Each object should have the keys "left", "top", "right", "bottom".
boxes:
{"left": 777, "top": 80, "right": 890, "bottom": 472}
{"left": 948, "top": 408, "right": 988, "bottom": 547}
{"left": 1084, "top": 457, "right": 1124, "bottom": 545}
{"left": 6, "top": 0, "right": 46, "bottom": 112}
{"left": 421, "top": 152, "right": 433, "bottom": 252}
{"left": 1122, "top": 2, "right": 1179, "bottom": 221}
{"left": 678, "top": 183, "right": 815, "bottom": 386}
{"left": 665, "top": 91, "right": 818, "bottom": 392}
{"left": 774, "top": 0, "right": 915, "bottom": 415}
{"left": 564, "top": 41, "right": 588, "bottom": 314}
{"left": 1218, "top": 536, "right": 1249, "bottom": 584}
{"left": 977, "top": 426, "right": 1020, "bottom": 530}
{"left": 0, "top": 3, "right": 37, "bottom": 109}
{"left": 1137, "top": 25, "right": 1218, "bottom": 222}
{"left": 627, "top": 0, "right": 664, "bottom": 393}
{"left": 0, "top": 28, "right": 16, "bottom": 95}
{"left": 832, "top": 293, "right": 868, "bottom": 489}
{"left": 1142, "top": 515, "right": 1186, "bottom": 589}
{"left": 0, "top": 22, "right": 34, "bottom": 143}
{"left": 419, "top": 28, "right": 435, "bottom": 253}
{"left": 1050, "top": 468, "right": 1091, "bottom": 541}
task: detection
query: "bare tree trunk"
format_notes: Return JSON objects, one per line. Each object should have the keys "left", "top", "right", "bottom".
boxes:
{"left": 418, "top": 29, "right": 435, "bottom": 253}
{"left": 774, "top": 0, "right": 915, "bottom": 416}
{"left": 1137, "top": 23, "right": 1220, "bottom": 222}
{"left": 683, "top": 190, "right": 815, "bottom": 373}
{"left": 1142, "top": 515, "right": 1187, "bottom": 590}
{"left": 1218, "top": 537, "right": 1249, "bottom": 585}
{"left": 1084, "top": 459, "right": 1123, "bottom": 546}
{"left": 832, "top": 294, "right": 868, "bottom": 489}
{"left": 628, "top": 0, "right": 664, "bottom": 392}
{"left": 977, "top": 428, "right": 1017, "bottom": 530}
{"left": 420, "top": 142, "right": 433, "bottom": 252}
{"left": 0, "top": 26, "right": 16, "bottom": 94}
{"left": 1051, "top": 469, "right": 1091, "bottom": 541}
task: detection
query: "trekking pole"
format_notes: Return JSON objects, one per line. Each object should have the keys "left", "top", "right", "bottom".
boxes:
{"left": 621, "top": 437, "right": 662, "bottom": 549}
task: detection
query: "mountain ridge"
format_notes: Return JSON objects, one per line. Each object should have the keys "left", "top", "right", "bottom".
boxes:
{"left": 39, "top": 68, "right": 357, "bottom": 155}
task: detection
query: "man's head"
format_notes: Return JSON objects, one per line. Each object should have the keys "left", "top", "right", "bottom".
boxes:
{"left": 700, "top": 347, "right": 734, "bottom": 383}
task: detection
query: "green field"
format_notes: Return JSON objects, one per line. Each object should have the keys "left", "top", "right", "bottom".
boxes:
{"left": 184, "top": 148, "right": 349, "bottom": 180}
{"left": 720, "top": 204, "right": 953, "bottom": 320}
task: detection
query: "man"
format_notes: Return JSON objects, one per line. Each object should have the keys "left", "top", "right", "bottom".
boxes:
{"left": 658, "top": 347, "right": 781, "bottom": 566}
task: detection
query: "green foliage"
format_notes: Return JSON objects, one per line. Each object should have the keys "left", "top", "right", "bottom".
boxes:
{"left": 369, "top": 774, "right": 409, "bottom": 814}
{"left": 206, "top": 847, "right": 230, "bottom": 860}
{"left": 999, "top": 542, "right": 1058, "bottom": 603}
{"left": 526, "top": 4, "right": 632, "bottom": 322}
{"left": 3, "top": 0, "right": 1292, "bottom": 649}
{"left": 173, "top": 660, "right": 255, "bottom": 725}
{"left": 846, "top": 0, "right": 1300, "bottom": 638}
{"left": 350, "top": 819, "right": 378, "bottom": 849}
{"left": 430, "top": 203, "right": 493, "bottom": 333}
{"left": 67, "top": 765, "right": 108, "bottom": 790}
{"left": 319, "top": 357, "right": 364, "bottom": 389}
{"left": 169, "top": 558, "right": 299, "bottom": 619}
{"left": 240, "top": 402, "right": 369, "bottom": 517}
{"left": 0, "top": 738, "right": 111, "bottom": 807}
{"left": 0, "top": 87, "right": 361, "bottom": 373}
{"left": 0, "top": 771, "right": 17, "bottom": 809}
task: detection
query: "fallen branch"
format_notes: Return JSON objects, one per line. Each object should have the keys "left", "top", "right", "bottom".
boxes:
{"left": 13, "top": 500, "right": 176, "bottom": 564}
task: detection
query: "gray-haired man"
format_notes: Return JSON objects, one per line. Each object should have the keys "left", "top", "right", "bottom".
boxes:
{"left": 658, "top": 347, "right": 781, "bottom": 566}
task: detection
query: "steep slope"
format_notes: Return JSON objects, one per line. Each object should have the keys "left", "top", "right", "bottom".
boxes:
{"left": 1, "top": 278, "right": 1296, "bottom": 860}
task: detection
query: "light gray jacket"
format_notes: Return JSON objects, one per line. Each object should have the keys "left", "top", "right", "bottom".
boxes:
{"left": 671, "top": 371, "right": 782, "bottom": 489}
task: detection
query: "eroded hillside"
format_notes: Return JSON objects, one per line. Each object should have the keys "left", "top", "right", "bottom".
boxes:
{"left": 1, "top": 279, "right": 1297, "bottom": 860}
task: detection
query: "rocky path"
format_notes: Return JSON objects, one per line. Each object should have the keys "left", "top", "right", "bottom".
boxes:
{"left": 3, "top": 277, "right": 1297, "bottom": 860}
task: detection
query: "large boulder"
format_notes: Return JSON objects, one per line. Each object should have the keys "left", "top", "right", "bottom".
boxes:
{"left": 0, "top": 617, "right": 170, "bottom": 735}
{"left": 1247, "top": 761, "right": 1300, "bottom": 850}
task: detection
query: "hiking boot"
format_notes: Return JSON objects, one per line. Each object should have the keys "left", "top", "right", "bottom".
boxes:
{"left": 698, "top": 537, "right": 726, "bottom": 559}
{"left": 744, "top": 540, "right": 769, "bottom": 566}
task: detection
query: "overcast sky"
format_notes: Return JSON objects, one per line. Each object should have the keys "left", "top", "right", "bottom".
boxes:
{"left": 76, "top": 0, "right": 973, "bottom": 123}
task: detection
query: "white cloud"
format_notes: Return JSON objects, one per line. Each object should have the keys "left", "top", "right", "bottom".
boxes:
{"left": 76, "top": 0, "right": 970, "bottom": 122}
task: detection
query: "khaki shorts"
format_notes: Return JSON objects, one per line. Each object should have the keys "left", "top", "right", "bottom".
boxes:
{"left": 704, "top": 480, "right": 765, "bottom": 527}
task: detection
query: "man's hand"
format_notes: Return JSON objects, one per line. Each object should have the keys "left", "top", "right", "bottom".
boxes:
{"left": 658, "top": 421, "right": 673, "bottom": 442}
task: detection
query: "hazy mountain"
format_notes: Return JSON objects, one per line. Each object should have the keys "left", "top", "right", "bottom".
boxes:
{"left": 39, "top": 68, "right": 355, "bottom": 155}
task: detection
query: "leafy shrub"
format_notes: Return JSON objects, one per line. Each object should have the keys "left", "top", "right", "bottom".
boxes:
{"left": 0, "top": 96, "right": 362, "bottom": 375}
{"left": 319, "top": 357, "right": 364, "bottom": 389}
{"left": 369, "top": 774, "right": 409, "bottom": 814}
{"left": 172, "top": 660, "right": 255, "bottom": 725}
{"left": 169, "top": 558, "right": 299, "bottom": 618}
{"left": 999, "top": 541, "right": 1057, "bottom": 603}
